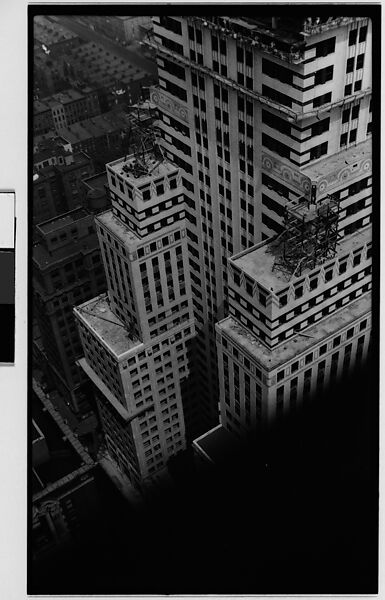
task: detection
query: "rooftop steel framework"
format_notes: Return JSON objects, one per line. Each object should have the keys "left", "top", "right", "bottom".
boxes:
{"left": 270, "top": 194, "right": 342, "bottom": 281}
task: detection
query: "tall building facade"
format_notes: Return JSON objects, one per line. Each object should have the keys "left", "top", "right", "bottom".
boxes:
{"left": 74, "top": 150, "right": 197, "bottom": 488}
{"left": 33, "top": 207, "right": 107, "bottom": 413}
{"left": 148, "top": 15, "right": 372, "bottom": 440}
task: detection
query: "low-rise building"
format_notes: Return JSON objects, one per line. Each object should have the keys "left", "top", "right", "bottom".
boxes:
{"left": 81, "top": 15, "right": 153, "bottom": 43}
{"left": 33, "top": 149, "right": 94, "bottom": 224}
{"left": 59, "top": 40, "right": 157, "bottom": 109}
{"left": 32, "top": 379, "right": 98, "bottom": 560}
{"left": 33, "top": 207, "right": 108, "bottom": 413}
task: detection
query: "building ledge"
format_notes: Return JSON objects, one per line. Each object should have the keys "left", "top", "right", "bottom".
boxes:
{"left": 217, "top": 292, "right": 371, "bottom": 372}
{"left": 77, "top": 357, "right": 131, "bottom": 421}
{"left": 193, "top": 424, "right": 239, "bottom": 466}
{"left": 75, "top": 293, "right": 143, "bottom": 359}
{"left": 302, "top": 138, "right": 372, "bottom": 187}
{"left": 96, "top": 210, "right": 140, "bottom": 250}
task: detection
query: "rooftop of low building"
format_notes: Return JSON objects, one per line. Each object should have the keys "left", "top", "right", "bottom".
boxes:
{"left": 82, "top": 171, "right": 108, "bottom": 192}
{"left": 32, "top": 379, "right": 94, "bottom": 499}
{"left": 193, "top": 424, "right": 239, "bottom": 465}
{"left": 37, "top": 207, "right": 90, "bottom": 235}
{"left": 218, "top": 292, "right": 371, "bottom": 372}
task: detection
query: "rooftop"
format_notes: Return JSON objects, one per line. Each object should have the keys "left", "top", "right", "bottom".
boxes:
{"left": 232, "top": 224, "right": 371, "bottom": 293}
{"left": 46, "top": 89, "right": 85, "bottom": 105}
{"left": 193, "top": 424, "right": 238, "bottom": 465}
{"left": 218, "top": 292, "right": 371, "bottom": 372}
{"left": 32, "top": 379, "right": 94, "bottom": 498}
{"left": 96, "top": 209, "right": 139, "bottom": 248}
{"left": 82, "top": 171, "right": 108, "bottom": 193}
{"left": 303, "top": 139, "right": 372, "bottom": 184}
{"left": 34, "top": 99, "right": 50, "bottom": 114}
{"left": 189, "top": 16, "right": 365, "bottom": 63}
{"left": 33, "top": 230, "right": 99, "bottom": 271}
{"left": 59, "top": 111, "right": 133, "bottom": 144}
{"left": 37, "top": 207, "right": 89, "bottom": 235}
{"left": 108, "top": 154, "right": 178, "bottom": 186}
{"left": 75, "top": 293, "right": 142, "bottom": 358}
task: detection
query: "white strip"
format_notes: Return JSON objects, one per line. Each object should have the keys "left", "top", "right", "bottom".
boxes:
{"left": 0, "top": 192, "right": 14, "bottom": 248}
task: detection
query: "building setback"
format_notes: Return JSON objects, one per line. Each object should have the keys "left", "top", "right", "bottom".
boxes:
{"left": 145, "top": 15, "right": 372, "bottom": 446}
{"left": 74, "top": 150, "right": 197, "bottom": 489}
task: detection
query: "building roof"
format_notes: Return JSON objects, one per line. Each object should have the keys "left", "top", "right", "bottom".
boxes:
{"left": 34, "top": 15, "right": 78, "bottom": 45}
{"left": 37, "top": 207, "right": 90, "bottom": 235}
{"left": 108, "top": 154, "right": 178, "bottom": 187}
{"left": 34, "top": 99, "right": 51, "bottom": 114}
{"left": 46, "top": 88, "right": 85, "bottom": 106}
{"left": 82, "top": 171, "right": 108, "bottom": 193}
{"left": 193, "top": 424, "right": 238, "bottom": 465}
{"left": 231, "top": 225, "right": 372, "bottom": 294}
{"left": 75, "top": 293, "right": 142, "bottom": 358}
{"left": 96, "top": 209, "right": 140, "bottom": 249}
{"left": 32, "top": 379, "right": 94, "bottom": 499}
{"left": 59, "top": 111, "right": 132, "bottom": 145}
{"left": 217, "top": 292, "right": 371, "bottom": 372}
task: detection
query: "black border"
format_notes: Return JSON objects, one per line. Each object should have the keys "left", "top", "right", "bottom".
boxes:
{"left": 28, "top": 4, "right": 381, "bottom": 595}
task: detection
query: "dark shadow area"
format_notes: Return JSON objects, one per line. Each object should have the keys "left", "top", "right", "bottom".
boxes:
{"left": 29, "top": 359, "right": 378, "bottom": 595}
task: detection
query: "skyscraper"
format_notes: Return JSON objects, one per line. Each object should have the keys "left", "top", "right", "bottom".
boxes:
{"left": 76, "top": 14, "right": 373, "bottom": 485}
{"left": 148, "top": 15, "right": 372, "bottom": 444}
{"left": 74, "top": 148, "right": 197, "bottom": 488}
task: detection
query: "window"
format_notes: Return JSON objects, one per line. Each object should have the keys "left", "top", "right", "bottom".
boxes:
{"left": 314, "top": 65, "right": 333, "bottom": 85}
{"left": 319, "top": 343, "right": 327, "bottom": 355}
{"left": 356, "top": 54, "right": 364, "bottom": 70}
{"left": 349, "top": 29, "right": 357, "bottom": 46}
{"left": 345, "top": 84, "right": 352, "bottom": 96}
{"left": 359, "top": 26, "right": 367, "bottom": 43}
{"left": 305, "top": 352, "right": 313, "bottom": 365}
{"left": 262, "top": 58, "right": 294, "bottom": 85}
{"left": 346, "top": 57, "right": 354, "bottom": 73}
{"left": 346, "top": 327, "right": 354, "bottom": 339}
{"left": 314, "top": 37, "right": 336, "bottom": 57}
{"left": 342, "top": 108, "right": 350, "bottom": 124}
{"left": 351, "top": 104, "right": 360, "bottom": 120}
{"left": 291, "top": 361, "right": 299, "bottom": 373}
{"left": 340, "top": 133, "right": 348, "bottom": 147}
{"left": 313, "top": 92, "right": 332, "bottom": 108}
{"left": 354, "top": 80, "right": 362, "bottom": 92}
{"left": 310, "top": 141, "right": 328, "bottom": 161}
{"left": 349, "top": 129, "right": 357, "bottom": 143}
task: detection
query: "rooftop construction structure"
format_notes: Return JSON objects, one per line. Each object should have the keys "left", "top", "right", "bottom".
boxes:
{"left": 269, "top": 193, "right": 342, "bottom": 280}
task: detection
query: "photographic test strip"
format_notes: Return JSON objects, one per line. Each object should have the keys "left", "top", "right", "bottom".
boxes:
{"left": 0, "top": 192, "right": 15, "bottom": 364}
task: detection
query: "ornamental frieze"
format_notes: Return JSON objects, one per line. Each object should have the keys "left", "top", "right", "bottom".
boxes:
{"left": 150, "top": 87, "right": 189, "bottom": 124}
{"left": 261, "top": 153, "right": 312, "bottom": 199}
{"left": 313, "top": 156, "right": 372, "bottom": 198}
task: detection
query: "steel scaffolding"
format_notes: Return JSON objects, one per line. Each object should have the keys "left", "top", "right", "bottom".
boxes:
{"left": 270, "top": 195, "right": 342, "bottom": 281}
